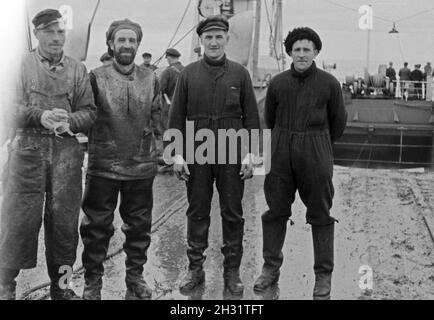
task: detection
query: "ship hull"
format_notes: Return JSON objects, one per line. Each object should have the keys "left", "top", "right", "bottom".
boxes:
{"left": 335, "top": 96, "right": 434, "bottom": 169}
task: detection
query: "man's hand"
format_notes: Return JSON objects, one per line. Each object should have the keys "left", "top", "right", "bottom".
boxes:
{"left": 41, "top": 109, "right": 70, "bottom": 131}
{"left": 52, "top": 108, "right": 69, "bottom": 123}
{"left": 172, "top": 154, "right": 190, "bottom": 182}
{"left": 40, "top": 110, "right": 57, "bottom": 130}
{"left": 240, "top": 153, "right": 254, "bottom": 180}
{"left": 53, "top": 122, "right": 74, "bottom": 137}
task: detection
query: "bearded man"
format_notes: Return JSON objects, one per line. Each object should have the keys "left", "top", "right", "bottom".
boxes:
{"left": 79, "top": 19, "right": 161, "bottom": 300}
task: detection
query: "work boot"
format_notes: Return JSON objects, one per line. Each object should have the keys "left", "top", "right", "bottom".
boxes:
{"left": 83, "top": 273, "right": 103, "bottom": 300}
{"left": 179, "top": 268, "right": 205, "bottom": 293}
{"left": 47, "top": 264, "right": 82, "bottom": 300}
{"left": 125, "top": 278, "right": 152, "bottom": 300}
{"left": 50, "top": 283, "right": 82, "bottom": 300}
{"left": 253, "top": 267, "right": 280, "bottom": 292}
{"left": 312, "top": 224, "right": 334, "bottom": 300}
{"left": 223, "top": 268, "right": 244, "bottom": 296}
{"left": 0, "top": 268, "right": 19, "bottom": 300}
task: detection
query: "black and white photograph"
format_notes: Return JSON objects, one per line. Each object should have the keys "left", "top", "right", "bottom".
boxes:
{"left": 0, "top": 0, "right": 433, "bottom": 308}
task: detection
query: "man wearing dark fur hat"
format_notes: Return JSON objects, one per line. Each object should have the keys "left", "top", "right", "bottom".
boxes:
{"left": 168, "top": 14, "right": 259, "bottom": 296}
{"left": 0, "top": 8, "right": 96, "bottom": 300}
{"left": 254, "top": 27, "right": 347, "bottom": 300}
{"left": 79, "top": 18, "right": 161, "bottom": 300}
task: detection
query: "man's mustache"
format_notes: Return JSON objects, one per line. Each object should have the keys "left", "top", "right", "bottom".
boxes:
{"left": 119, "top": 48, "right": 135, "bottom": 54}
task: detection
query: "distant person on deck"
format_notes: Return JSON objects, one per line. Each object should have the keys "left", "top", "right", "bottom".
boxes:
{"left": 410, "top": 64, "right": 424, "bottom": 99}
{"left": 157, "top": 48, "right": 184, "bottom": 171}
{"left": 424, "top": 62, "right": 432, "bottom": 80}
{"left": 398, "top": 62, "right": 412, "bottom": 96}
{"left": 398, "top": 62, "right": 411, "bottom": 81}
{"left": 386, "top": 62, "right": 397, "bottom": 96}
{"left": 386, "top": 61, "right": 396, "bottom": 82}
{"left": 141, "top": 52, "right": 157, "bottom": 71}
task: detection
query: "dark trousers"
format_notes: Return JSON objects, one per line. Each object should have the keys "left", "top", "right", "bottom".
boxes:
{"left": 80, "top": 175, "right": 154, "bottom": 284}
{"left": 185, "top": 163, "right": 244, "bottom": 270}
{"left": 0, "top": 134, "right": 83, "bottom": 270}
{"left": 262, "top": 129, "right": 336, "bottom": 271}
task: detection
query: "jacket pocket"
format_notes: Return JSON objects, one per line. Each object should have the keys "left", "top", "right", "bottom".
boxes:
{"left": 307, "top": 98, "right": 327, "bottom": 127}
{"left": 225, "top": 85, "right": 241, "bottom": 110}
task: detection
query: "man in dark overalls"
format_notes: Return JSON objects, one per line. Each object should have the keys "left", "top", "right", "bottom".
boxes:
{"left": 254, "top": 27, "right": 347, "bottom": 300}
{"left": 0, "top": 9, "right": 96, "bottom": 300}
{"left": 168, "top": 15, "right": 259, "bottom": 296}
{"left": 80, "top": 19, "right": 161, "bottom": 300}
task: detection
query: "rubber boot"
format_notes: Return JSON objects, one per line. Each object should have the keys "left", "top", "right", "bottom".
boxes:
{"left": 253, "top": 267, "right": 280, "bottom": 293}
{"left": 125, "top": 277, "right": 152, "bottom": 300}
{"left": 179, "top": 267, "right": 205, "bottom": 293}
{"left": 312, "top": 224, "right": 334, "bottom": 300}
{"left": 48, "top": 264, "right": 82, "bottom": 300}
{"left": 0, "top": 268, "right": 19, "bottom": 300}
{"left": 83, "top": 271, "right": 103, "bottom": 300}
{"left": 254, "top": 212, "right": 287, "bottom": 292}
{"left": 223, "top": 268, "right": 244, "bottom": 296}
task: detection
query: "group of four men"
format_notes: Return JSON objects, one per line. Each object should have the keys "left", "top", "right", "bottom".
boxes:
{"left": 0, "top": 9, "right": 347, "bottom": 300}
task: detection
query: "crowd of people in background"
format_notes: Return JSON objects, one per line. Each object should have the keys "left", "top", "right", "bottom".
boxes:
{"left": 386, "top": 61, "right": 432, "bottom": 99}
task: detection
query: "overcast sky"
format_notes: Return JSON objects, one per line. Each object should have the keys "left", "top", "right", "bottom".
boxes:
{"left": 5, "top": 0, "right": 434, "bottom": 72}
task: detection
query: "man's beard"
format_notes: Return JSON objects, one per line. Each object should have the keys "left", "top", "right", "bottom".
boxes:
{"left": 114, "top": 47, "right": 136, "bottom": 65}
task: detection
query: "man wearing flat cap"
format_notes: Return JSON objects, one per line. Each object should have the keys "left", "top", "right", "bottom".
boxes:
{"left": 79, "top": 18, "right": 161, "bottom": 300}
{"left": 254, "top": 27, "right": 347, "bottom": 300}
{"left": 168, "top": 14, "right": 259, "bottom": 296}
{"left": 0, "top": 8, "right": 96, "bottom": 300}
{"left": 410, "top": 64, "right": 423, "bottom": 99}
{"left": 160, "top": 48, "right": 184, "bottom": 130}
{"left": 141, "top": 52, "right": 157, "bottom": 71}
{"left": 157, "top": 48, "right": 184, "bottom": 170}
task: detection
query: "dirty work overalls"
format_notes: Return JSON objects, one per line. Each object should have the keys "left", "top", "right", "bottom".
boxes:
{"left": 260, "top": 63, "right": 347, "bottom": 299}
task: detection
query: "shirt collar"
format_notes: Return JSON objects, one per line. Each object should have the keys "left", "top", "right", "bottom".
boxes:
{"left": 291, "top": 61, "right": 316, "bottom": 79}
{"left": 36, "top": 47, "right": 66, "bottom": 71}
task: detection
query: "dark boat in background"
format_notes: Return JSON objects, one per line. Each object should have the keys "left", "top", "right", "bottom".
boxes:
{"left": 335, "top": 74, "right": 434, "bottom": 169}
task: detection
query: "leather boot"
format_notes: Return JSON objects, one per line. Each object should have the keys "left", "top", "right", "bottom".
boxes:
{"left": 179, "top": 267, "right": 205, "bottom": 293}
{"left": 48, "top": 264, "right": 82, "bottom": 300}
{"left": 0, "top": 268, "right": 19, "bottom": 300}
{"left": 223, "top": 268, "right": 244, "bottom": 296}
{"left": 125, "top": 277, "right": 152, "bottom": 300}
{"left": 255, "top": 212, "right": 288, "bottom": 292}
{"left": 312, "top": 224, "right": 334, "bottom": 300}
{"left": 253, "top": 267, "right": 280, "bottom": 293}
{"left": 83, "top": 271, "right": 103, "bottom": 300}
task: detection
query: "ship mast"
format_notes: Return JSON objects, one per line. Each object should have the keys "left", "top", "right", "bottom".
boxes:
{"left": 252, "top": 0, "right": 261, "bottom": 81}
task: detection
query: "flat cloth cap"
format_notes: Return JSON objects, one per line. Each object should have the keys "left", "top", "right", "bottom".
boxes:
{"left": 165, "top": 48, "right": 181, "bottom": 57}
{"left": 106, "top": 19, "right": 143, "bottom": 56}
{"left": 196, "top": 15, "right": 229, "bottom": 35}
{"left": 32, "top": 9, "right": 62, "bottom": 29}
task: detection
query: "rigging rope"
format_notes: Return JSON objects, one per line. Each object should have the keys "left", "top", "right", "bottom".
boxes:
{"left": 264, "top": 0, "right": 283, "bottom": 72}
{"left": 154, "top": 0, "right": 193, "bottom": 66}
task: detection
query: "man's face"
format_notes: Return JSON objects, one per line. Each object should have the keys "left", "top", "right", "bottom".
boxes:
{"left": 290, "top": 39, "right": 318, "bottom": 73}
{"left": 200, "top": 29, "right": 229, "bottom": 60}
{"left": 34, "top": 22, "right": 66, "bottom": 57}
{"left": 109, "top": 29, "right": 138, "bottom": 66}
{"left": 143, "top": 56, "right": 151, "bottom": 65}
